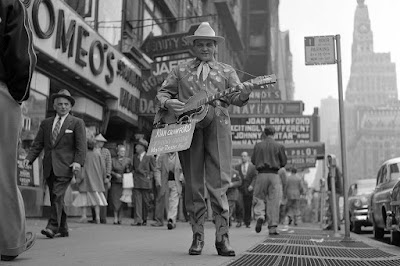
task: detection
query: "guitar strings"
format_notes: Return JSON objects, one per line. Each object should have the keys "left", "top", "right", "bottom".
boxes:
{"left": 232, "top": 67, "right": 263, "bottom": 106}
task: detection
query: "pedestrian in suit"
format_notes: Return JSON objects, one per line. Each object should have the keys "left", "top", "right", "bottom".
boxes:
{"left": 131, "top": 139, "right": 156, "bottom": 226}
{"left": 227, "top": 169, "right": 241, "bottom": 227}
{"left": 251, "top": 126, "right": 287, "bottom": 235}
{"left": 24, "top": 89, "right": 87, "bottom": 238}
{"left": 285, "top": 168, "right": 304, "bottom": 226}
{"left": 234, "top": 151, "right": 257, "bottom": 228}
{"left": 153, "top": 152, "right": 183, "bottom": 229}
{"left": 0, "top": 0, "right": 37, "bottom": 261}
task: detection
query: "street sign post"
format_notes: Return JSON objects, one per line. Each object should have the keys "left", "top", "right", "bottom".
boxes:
{"left": 304, "top": 36, "right": 336, "bottom": 65}
{"left": 305, "top": 34, "right": 351, "bottom": 240}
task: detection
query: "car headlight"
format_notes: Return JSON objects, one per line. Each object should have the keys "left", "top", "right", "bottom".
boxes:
{"left": 353, "top": 199, "right": 362, "bottom": 208}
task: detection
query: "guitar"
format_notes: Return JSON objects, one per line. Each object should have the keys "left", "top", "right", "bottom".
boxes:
{"left": 153, "top": 74, "right": 277, "bottom": 128}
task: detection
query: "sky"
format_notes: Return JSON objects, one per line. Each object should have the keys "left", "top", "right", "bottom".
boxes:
{"left": 279, "top": 0, "right": 400, "bottom": 185}
{"left": 279, "top": 0, "right": 400, "bottom": 114}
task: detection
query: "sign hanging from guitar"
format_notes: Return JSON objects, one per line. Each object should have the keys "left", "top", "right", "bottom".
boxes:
{"left": 147, "top": 74, "right": 277, "bottom": 155}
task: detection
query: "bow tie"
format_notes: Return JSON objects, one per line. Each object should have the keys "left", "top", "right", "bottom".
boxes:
{"left": 196, "top": 61, "right": 211, "bottom": 81}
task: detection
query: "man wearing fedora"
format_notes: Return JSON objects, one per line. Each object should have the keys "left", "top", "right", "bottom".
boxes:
{"left": 0, "top": 0, "right": 37, "bottom": 261}
{"left": 155, "top": 22, "right": 254, "bottom": 256}
{"left": 24, "top": 89, "right": 87, "bottom": 238}
{"left": 131, "top": 138, "right": 156, "bottom": 226}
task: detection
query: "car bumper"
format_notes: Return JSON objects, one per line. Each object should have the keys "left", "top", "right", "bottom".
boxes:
{"left": 352, "top": 209, "right": 372, "bottom": 225}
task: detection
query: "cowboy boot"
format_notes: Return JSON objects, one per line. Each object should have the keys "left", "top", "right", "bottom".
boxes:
{"left": 214, "top": 215, "right": 235, "bottom": 256}
{"left": 215, "top": 234, "right": 235, "bottom": 256}
{"left": 188, "top": 214, "right": 205, "bottom": 255}
{"left": 189, "top": 233, "right": 204, "bottom": 255}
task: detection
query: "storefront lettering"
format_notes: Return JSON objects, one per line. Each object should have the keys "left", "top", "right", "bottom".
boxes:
{"left": 27, "top": 0, "right": 137, "bottom": 86}
{"left": 120, "top": 88, "right": 139, "bottom": 114}
{"left": 139, "top": 98, "right": 156, "bottom": 114}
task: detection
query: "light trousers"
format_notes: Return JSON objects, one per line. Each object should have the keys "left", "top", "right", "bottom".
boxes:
{"left": 167, "top": 181, "right": 180, "bottom": 223}
{"left": 253, "top": 173, "right": 281, "bottom": 228}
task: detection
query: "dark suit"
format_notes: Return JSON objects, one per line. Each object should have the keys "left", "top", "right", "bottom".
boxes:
{"left": 132, "top": 153, "right": 156, "bottom": 224}
{"left": 234, "top": 162, "right": 257, "bottom": 226}
{"left": 26, "top": 114, "right": 86, "bottom": 234}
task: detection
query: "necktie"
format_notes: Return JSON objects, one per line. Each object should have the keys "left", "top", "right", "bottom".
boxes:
{"left": 197, "top": 61, "right": 210, "bottom": 81}
{"left": 52, "top": 117, "right": 61, "bottom": 145}
{"left": 242, "top": 163, "right": 247, "bottom": 176}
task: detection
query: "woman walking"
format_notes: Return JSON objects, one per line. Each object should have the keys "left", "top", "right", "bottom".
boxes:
{"left": 73, "top": 139, "right": 108, "bottom": 223}
{"left": 110, "top": 145, "right": 132, "bottom": 224}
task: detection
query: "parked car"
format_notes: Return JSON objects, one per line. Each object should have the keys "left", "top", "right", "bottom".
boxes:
{"left": 369, "top": 157, "right": 400, "bottom": 245}
{"left": 348, "top": 178, "right": 376, "bottom": 233}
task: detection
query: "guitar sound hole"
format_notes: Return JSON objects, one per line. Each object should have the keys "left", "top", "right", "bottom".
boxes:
{"left": 180, "top": 106, "right": 203, "bottom": 119}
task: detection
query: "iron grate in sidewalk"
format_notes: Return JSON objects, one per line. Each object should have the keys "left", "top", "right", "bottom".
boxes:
{"left": 227, "top": 255, "right": 400, "bottom": 266}
{"left": 227, "top": 254, "right": 279, "bottom": 266}
{"left": 277, "top": 256, "right": 324, "bottom": 266}
{"left": 248, "top": 244, "right": 284, "bottom": 254}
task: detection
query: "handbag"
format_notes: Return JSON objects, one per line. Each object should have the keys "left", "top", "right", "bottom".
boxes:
{"left": 122, "top": 172, "right": 134, "bottom": 189}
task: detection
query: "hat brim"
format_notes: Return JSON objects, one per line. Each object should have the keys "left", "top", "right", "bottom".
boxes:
{"left": 134, "top": 141, "right": 148, "bottom": 149}
{"left": 51, "top": 94, "right": 75, "bottom": 106}
{"left": 185, "top": 35, "right": 225, "bottom": 45}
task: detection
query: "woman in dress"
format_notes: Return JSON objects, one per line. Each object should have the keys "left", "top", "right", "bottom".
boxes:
{"left": 110, "top": 145, "right": 132, "bottom": 224}
{"left": 73, "top": 139, "right": 108, "bottom": 223}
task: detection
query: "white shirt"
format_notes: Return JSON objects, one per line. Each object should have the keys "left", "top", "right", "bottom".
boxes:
{"left": 138, "top": 151, "right": 146, "bottom": 161}
{"left": 52, "top": 113, "right": 69, "bottom": 131}
{"left": 242, "top": 162, "right": 249, "bottom": 175}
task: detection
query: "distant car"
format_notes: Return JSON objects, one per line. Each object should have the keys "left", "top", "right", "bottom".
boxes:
{"left": 348, "top": 178, "right": 376, "bottom": 233}
{"left": 369, "top": 157, "right": 400, "bottom": 245}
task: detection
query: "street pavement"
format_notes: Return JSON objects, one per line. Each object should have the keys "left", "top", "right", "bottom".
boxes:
{"left": 3, "top": 219, "right": 400, "bottom": 266}
{"left": 1, "top": 218, "right": 266, "bottom": 266}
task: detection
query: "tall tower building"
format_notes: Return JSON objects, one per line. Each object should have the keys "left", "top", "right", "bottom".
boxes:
{"left": 346, "top": 0, "right": 397, "bottom": 106}
{"left": 345, "top": 0, "right": 400, "bottom": 183}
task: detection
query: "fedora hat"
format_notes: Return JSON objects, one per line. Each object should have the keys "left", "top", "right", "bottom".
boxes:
{"left": 51, "top": 89, "right": 75, "bottom": 106}
{"left": 94, "top": 133, "right": 107, "bottom": 142}
{"left": 185, "top": 22, "right": 225, "bottom": 44}
{"left": 135, "top": 138, "right": 148, "bottom": 149}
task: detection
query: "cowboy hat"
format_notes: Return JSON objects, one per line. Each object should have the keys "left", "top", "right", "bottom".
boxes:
{"left": 51, "top": 89, "right": 75, "bottom": 106}
{"left": 134, "top": 138, "right": 148, "bottom": 149}
{"left": 185, "top": 22, "right": 225, "bottom": 44}
{"left": 94, "top": 133, "right": 107, "bottom": 142}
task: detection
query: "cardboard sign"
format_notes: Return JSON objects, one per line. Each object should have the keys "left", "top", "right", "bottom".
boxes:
{"left": 147, "top": 121, "right": 196, "bottom": 155}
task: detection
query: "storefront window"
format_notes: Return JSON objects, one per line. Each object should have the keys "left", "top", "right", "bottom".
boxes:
{"left": 18, "top": 90, "right": 47, "bottom": 187}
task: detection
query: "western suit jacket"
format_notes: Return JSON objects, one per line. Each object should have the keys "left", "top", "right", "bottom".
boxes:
{"left": 234, "top": 162, "right": 257, "bottom": 196}
{"left": 132, "top": 153, "right": 156, "bottom": 189}
{"left": 154, "top": 153, "right": 183, "bottom": 195}
{"left": 26, "top": 114, "right": 86, "bottom": 178}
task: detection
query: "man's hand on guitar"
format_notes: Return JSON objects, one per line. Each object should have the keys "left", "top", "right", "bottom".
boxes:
{"left": 239, "top": 81, "right": 254, "bottom": 101}
{"left": 165, "top": 99, "right": 185, "bottom": 116}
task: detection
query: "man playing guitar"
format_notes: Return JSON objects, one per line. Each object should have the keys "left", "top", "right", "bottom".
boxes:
{"left": 155, "top": 22, "right": 254, "bottom": 257}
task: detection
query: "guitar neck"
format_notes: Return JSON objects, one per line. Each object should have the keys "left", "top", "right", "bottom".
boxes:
{"left": 197, "top": 86, "right": 239, "bottom": 107}
{"left": 194, "top": 74, "right": 276, "bottom": 108}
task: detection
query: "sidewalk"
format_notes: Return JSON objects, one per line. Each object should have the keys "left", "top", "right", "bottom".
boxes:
{"left": 223, "top": 224, "right": 400, "bottom": 266}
